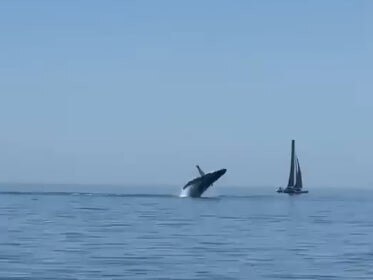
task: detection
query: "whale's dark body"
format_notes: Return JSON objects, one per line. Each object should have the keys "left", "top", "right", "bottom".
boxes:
{"left": 182, "top": 166, "right": 226, "bottom": 198}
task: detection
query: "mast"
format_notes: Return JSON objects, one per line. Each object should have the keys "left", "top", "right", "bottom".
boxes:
{"left": 295, "top": 158, "right": 303, "bottom": 189}
{"left": 287, "top": 140, "right": 295, "bottom": 187}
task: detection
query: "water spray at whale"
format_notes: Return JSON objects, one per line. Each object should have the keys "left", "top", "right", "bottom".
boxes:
{"left": 180, "top": 165, "right": 227, "bottom": 198}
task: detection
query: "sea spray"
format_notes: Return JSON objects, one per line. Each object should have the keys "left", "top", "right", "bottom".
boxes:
{"left": 179, "top": 187, "right": 191, "bottom": 198}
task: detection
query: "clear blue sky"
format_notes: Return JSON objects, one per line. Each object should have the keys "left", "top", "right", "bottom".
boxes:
{"left": 0, "top": 1, "right": 371, "bottom": 187}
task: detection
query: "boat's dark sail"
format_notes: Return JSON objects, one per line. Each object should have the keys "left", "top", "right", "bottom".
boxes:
{"left": 287, "top": 140, "right": 295, "bottom": 187}
{"left": 278, "top": 139, "right": 308, "bottom": 194}
{"left": 295, "top": 158, "right": 303, "bottom": 189}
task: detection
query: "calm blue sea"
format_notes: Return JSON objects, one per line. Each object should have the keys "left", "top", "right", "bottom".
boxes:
{"left": 0, "top": 185, "right": 372, "bottom": 280}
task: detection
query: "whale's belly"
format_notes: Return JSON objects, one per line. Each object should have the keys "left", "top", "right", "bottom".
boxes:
{"left": 179, "top": 182, "right": 208, "bottom": 198}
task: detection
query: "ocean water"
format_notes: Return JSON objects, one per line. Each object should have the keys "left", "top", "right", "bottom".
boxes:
{"left": 0, "top": 185, "right": 372, "bottom": 280}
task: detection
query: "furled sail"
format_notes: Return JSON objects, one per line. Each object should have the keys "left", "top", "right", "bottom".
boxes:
{"left": 287, "top": 140, "right": 296, "bottom": 187}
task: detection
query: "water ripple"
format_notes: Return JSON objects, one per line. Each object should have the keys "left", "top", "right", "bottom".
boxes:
{"left": 0, "top": 188, "right": 372, "bottom": 279}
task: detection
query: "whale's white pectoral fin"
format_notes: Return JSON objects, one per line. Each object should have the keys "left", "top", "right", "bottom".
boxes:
{"left": 196, "top": 165, "right": 205, "bottom": 177}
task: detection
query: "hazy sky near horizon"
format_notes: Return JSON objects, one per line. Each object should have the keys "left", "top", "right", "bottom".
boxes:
{"left": 0, "top": 1, "right": 371, "bottom": 188}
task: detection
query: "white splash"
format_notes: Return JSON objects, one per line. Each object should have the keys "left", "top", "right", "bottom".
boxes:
{"left": 179, "top": 187, "right": 191, "bottom": 198}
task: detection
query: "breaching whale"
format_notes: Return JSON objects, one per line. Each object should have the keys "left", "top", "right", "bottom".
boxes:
{"left": 180, "top": 165, "right": 227, "bottom": 198}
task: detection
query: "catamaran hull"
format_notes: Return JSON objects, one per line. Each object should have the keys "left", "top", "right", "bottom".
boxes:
{"left": 287, "top": 190, "right": 309, "bottom": 195}
{"left": 276, "top": 188, "right": 309, "bottom": 194}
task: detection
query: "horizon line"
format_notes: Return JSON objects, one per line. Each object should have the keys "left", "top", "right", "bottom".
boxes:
{"left": 0, "top": 181, "right": 368, "bottom": 189}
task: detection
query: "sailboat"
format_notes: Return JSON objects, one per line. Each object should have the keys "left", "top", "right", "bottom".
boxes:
{"left": 276, "top": 140, "right": 308, "bottom": 194}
